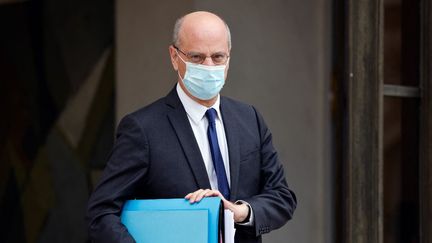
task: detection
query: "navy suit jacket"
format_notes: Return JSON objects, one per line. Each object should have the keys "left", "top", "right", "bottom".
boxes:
{"left": 86, "top": 87, "right": 297, "bottom": 243}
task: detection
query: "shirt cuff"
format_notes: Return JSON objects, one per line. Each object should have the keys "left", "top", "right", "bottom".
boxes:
{"left": 234, "top": 200, "right": 254, "bottom": 226}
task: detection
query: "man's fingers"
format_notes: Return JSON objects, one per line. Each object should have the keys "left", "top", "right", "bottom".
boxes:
{"left": 221, "top": 197, "right": 234, "bottom": 210}
{"left": 195, "top": 189, "right": 211, "bottom": 202}
{"left": 189, "top": 189, "right": 204, "bottom": 203}
{"left": 184, "top": 189, "right": 224, "bottom": 203}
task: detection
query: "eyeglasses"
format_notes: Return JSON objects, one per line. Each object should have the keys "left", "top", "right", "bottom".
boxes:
{"left": 173, "top": 45, "right": 229, "bottom": 65}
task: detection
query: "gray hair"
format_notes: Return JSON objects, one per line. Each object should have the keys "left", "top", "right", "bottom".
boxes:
{"left": 172, "top": 15, "right": 232, "bottom": 49}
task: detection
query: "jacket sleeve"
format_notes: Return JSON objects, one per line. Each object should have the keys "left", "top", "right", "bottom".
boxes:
{"left": 86, "top": 115, "right": 149, "bottom": 243}
{"left": 241, "top": 107, "right": 297, "bottom": 237}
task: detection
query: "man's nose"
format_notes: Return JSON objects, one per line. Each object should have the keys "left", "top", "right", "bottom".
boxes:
{"left": 202, "top": 56, "right": 216, "bottom": 66}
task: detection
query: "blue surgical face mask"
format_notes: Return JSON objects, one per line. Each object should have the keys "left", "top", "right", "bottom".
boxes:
{"left": 176, "top": 52, "right": 228, "bottom": 100}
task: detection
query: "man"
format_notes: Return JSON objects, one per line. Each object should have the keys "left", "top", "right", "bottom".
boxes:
{"left": 87, "top": 11, "right": 296, "bottom": 243}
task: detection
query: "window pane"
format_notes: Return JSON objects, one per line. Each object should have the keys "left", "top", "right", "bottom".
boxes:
{"left": 383, "top": 96, "right": 419, "bottom": 243}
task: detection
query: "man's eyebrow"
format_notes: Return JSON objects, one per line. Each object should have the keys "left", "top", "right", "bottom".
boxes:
{"left": 186, "top": 51, "right": 204, "bottom": 55}
{"left": 186, "top": 50, "right": 227, "bottom": 55}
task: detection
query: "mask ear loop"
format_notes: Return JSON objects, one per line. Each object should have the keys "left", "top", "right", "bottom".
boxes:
{"left": 175, "top": 49, "right": 187, "bottom": 65}
{"left": 177, "top": 69, "right": 184, "bottom": 82}
{"left": 175, "top": 49, "right": 187, "bottom": 81}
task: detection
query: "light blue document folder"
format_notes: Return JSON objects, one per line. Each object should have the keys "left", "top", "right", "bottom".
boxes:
{"left": 120, "top": 197, "right": 223, "bottom": 243}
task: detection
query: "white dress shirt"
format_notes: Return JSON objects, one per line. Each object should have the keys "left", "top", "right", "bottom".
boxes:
{"left": 176, "top": 83, "right": 231, "bottom": 190}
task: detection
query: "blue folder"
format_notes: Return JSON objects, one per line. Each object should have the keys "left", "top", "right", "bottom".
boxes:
{"left": 120, "top": 197, "right": 223, "bottom": 243}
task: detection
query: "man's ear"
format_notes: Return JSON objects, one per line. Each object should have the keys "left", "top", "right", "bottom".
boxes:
{"left": 169, "top": 45, "right": 179, "bottom": 71}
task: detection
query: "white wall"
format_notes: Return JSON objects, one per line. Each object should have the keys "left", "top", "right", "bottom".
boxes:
{"left": 116, "top": 1, "right": 333, "bottom": 242}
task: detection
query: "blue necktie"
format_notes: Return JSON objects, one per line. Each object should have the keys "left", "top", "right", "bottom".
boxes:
{"left": 205, "top": 108, "right": 230, "bottom": 200}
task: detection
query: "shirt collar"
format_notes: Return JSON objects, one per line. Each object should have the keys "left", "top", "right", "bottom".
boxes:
{"left": 176, "top": 83, "right": 222, "bottom": 125}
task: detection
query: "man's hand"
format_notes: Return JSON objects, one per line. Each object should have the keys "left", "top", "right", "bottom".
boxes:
{"left": 185, "top": 189, "right": 249, "bottom": 223}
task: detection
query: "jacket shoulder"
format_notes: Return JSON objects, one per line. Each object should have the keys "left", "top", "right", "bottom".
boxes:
{"left": 221, "top": 96, "right": 259, "bottom": 117}
{"left": 221, "top": 96, "right": 254, "bottom": 109}
{"left": 118, "top": 96, "right": 172, "bottom": 129}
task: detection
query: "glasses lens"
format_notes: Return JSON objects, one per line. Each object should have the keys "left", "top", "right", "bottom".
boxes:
{"left": 211, "top": 54, "right": 228, "bottom": 64}
{"left": 182, "top": 50, "right": 228, "bottom": 65}
{"left": 188, "top": 54, "right": 205, "bottom": 64}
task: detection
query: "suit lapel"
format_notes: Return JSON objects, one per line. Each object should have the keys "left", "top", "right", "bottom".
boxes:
{"left": 165, "top": 87, "right": 211, "bottom": 190}
{"left": 220, "top": 97, "right": 241, "bottom": 201}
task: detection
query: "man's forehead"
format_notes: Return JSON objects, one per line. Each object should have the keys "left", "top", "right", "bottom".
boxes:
{"left": 178, "top": 14, "right": 228, "bottom": 50}
{"left": 181, "top": 19, "right": 226, "bottom": 37}
{"left": 182, "top": 11, "right": 225, "bottom": 27}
